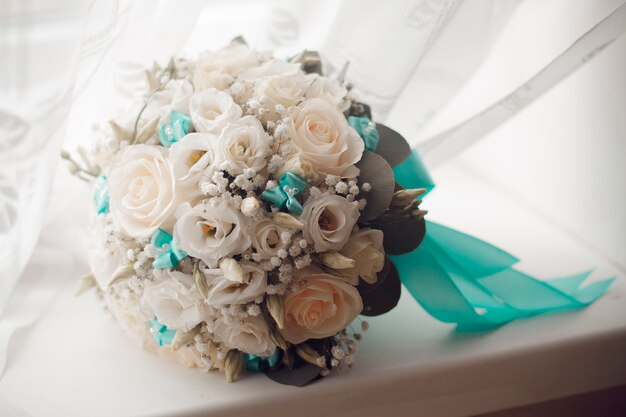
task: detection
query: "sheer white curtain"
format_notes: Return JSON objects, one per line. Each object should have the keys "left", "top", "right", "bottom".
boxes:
{"left": 0, "top": 0, "right": 209, "bottom": 376}
{"left": 0, "top": 0, "right": 623, "bottom": 379}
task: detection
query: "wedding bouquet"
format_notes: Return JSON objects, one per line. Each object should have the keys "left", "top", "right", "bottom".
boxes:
{"left": 67, "top": 39, "right": 425, "bottom": 385}
{"left": 67, "top": 39, "right": 612, "bottom": 386}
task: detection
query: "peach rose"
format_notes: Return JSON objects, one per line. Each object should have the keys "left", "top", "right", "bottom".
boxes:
{"left": 287, "top": 98, "right": 363, "bottom": 177}
{"left": 281, "top": 267, "right": 362, "bottom": 343}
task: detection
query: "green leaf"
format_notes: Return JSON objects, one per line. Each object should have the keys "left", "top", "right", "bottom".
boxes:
{"left": 356, "top": 151, "right": 395, "bottom": 222}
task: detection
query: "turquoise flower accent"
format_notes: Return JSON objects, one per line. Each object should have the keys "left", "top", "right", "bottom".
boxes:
{"left": 261, "top": 172, "right": 307, "bottom": 216}
{"left": 158, "top": 111, "right": 191, "bottom": 147}
{"left": 149, "top": 317, "right": 176, "bottom": 346}
{"left": 245, "top": 349, "right": 281, "bottom": 372}
{"left": 348, "top": 116, "right": 379, "bottom": 151}
{"left": 93, "top": 175, "right": 109, "bottom": 214}
{"left": 151, "top": 228, "right": 188, "bottom": 269}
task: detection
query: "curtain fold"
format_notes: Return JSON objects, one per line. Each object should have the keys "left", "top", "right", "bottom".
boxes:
{"left": 0, "top": 0, "right": 92, "bottom": 317}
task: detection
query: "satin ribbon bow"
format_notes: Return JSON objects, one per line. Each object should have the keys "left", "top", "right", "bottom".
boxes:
{"left": 151, "top": 229, "right": 188, "bottom": 269}
{"left": 93, "top": 175, "right": 109, "bottom": 214}
{"left": 390, "top": 150, "right": 614, "bottom": 330}
{"left": 245, "top": 350, "right": 281, "bottom": 372}
{"left": 348, "top": 116, "right": 379, "bottom": 151}
{"left": 150, "top": 317, "right": 176, "bottom": 346}
{"left": 158, "top": 110, "right": 191, "bottom": 147}
{"left": 261, "top": 172, "right": 307, "bottom": 216}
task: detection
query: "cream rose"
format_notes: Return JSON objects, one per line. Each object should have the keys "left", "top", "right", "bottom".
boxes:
{"left": 141, "top": 269, "right": 208, "bottom": 332}
{"left": 338, "top": 229, "right": 385, "bottom": 285}
{"left": 203, "top": 261, "right": 267, "bottom": 305}
{"left": 281, "top": 267, "right": 363, "bottom": 343}
{"left": 287, "top": 98, "right": 364, "bottom": 177}
{"left": 213, "top": 315, "right": 276, "bottom": 356}
{"left": 174, "top": 201, "right": 251, "bottom": 267}
{"left": 192, "top": 44, "right": 262, "bottom": 91}
{"left": 305, "top": 74, "right": 349, "bottom": 112}
{"left": 254, "top": 74, "right": 305, "bottom": 111}
{"left": 301, "top": 193, "right": 359, "bottom": 252}
{"left": 251, "top": 218, "right": 289, "bottom": 260}
{"left": 239, "top": 58, "right": 301, "bottom": 81}
{"left": 193, "top": 70, "right": 234, "bottom": 92}
{"left": 169, "top": 133, "right": 218, "bottom": 187}
{"left": 195, "top": 44, "right": 263, "bottom": 76}
{"left": 216, "top": 116, "right": 271, "bottom": 175}
{"left": 190, "top": 88, "right": 242, "bottom": 134}
{"left": 275, "top": 153, "right": 315, "bottom": 179}
{"left": 108, "top": 144, "right": 179, "bottom": 238}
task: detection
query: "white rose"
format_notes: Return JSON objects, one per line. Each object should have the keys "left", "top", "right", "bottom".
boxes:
{"left": 189, "top": 88, "right": 242, "bottom": 134}
{"left": 216, "top": 116, "right": 271, "bottom": 175}
{"left": 141, "top": 269, "right": 208, "bottom": 332}
{"left": 282, "top": 267, "right": 362, "bottom": 344}
{"left": 195, "top": 43, "right": 264, "bottom": 76}
{"left": 192, "top": 44, "right": 265, "bottom": 91}
{"left": 305, "top": 74, "right": 350, "bottom": 112}
{"left": 213, "top": 315, "right": 276, "bottom": 356}
{"left": 239, "top": 58, "right": 301, "bottom": 81}
{"left": 254, "top": 74, "right": 305, "bottom": 111}
{"left": 174, "top": 201, "right": 251, "bottom": 267}
{"left": 193, "top": 70, "right": 234, "bottom": 92}
{"left": 144, "top": 79, "right": 193, "bottom": 123}
{"left": 337, "top": 229, "right": 385, "bottom": 285}
{"left": 301, "top": 193, "right": 359, "bottom": 252}
{"left": 169, "top": 133, "right": 218, "bottom": 187}
{"left": 287, "top": 98, "right": 364, "bottom": 177}
{"left": 203, "top": 261, "right": 267, "bottom": 305}
{"left": 191, "top": 44, "right": 263, "bottom": 91}
{"left": 251, "top": 218, "right": 289, "bottom": 260}
{"left": 108, "top": 144, "right": 180, "bottom": 238}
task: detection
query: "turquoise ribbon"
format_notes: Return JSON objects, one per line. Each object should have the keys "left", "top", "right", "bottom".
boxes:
{"left": 158, "top": 111, "right": 191, "bottom": 147}
{"left": 151, "top": 229, "right": 188, "bottom": 269}
{"left": 390, "top": 151, "right": 614, "bottom": 330}
{"left": 261, "top": 172, "right": 307, "bottom": 216}
{"left": 150, "top": 317, "right": 176, "bottom": 346}
{"left": 245, "top": 349, "right": 281, "bottom": 372}
{"left": 93, "top": 175, "right": 109, "bottom": 214}
{"left": 393, "top": 149, "right": 435, "bottom": 196}
{"left": 348, "top": 116, "right": 379, "bottom": 151}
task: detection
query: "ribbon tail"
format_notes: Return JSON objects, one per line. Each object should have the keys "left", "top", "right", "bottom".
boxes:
{"left": 391, "top": 221, "right": 614, "bottom": 331}
{"left": 391, "top": 242, "right": 508, "bottom": 329}
{"left": 392, "top": 149, "right": 612, "bottom": 330}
